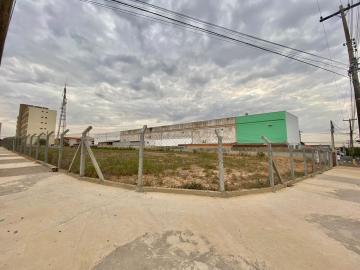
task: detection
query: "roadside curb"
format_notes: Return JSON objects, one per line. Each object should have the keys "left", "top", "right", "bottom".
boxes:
{"left": 63, "top": 168, "right": 330, "bottom": 198}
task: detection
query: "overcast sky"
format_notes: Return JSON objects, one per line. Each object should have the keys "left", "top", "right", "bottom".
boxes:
{"left": 0, "top": 0, "right": 357, "bottom": 145}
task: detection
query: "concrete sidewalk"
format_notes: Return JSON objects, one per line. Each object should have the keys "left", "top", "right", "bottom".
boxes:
{"left": 0, "top": 147, "right": 359, "bottom": 270}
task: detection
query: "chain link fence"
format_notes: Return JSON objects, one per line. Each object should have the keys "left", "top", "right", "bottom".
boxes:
{"left": 1, "top": 126, "right": 334, "bottom": 193}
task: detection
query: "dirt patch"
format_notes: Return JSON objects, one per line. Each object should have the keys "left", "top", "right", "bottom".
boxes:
{"left": 44, "top": 147, "right": 315, "bottom": 191}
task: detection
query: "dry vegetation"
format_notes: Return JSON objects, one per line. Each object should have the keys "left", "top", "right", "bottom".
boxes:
{"left": 39, "top": 146, "right": 314, "bottom": 191}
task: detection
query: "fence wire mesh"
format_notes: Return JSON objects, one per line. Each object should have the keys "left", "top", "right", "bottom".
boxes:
{"left": 1, "top": 126, "right": 334, "bottom": 193}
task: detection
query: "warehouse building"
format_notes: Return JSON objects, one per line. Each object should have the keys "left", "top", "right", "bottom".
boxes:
{"left": 104, "top": 111, "right": 300, "bottom": 148}
{"left": 16, "top": 104, "right": 57, "bottom": 144}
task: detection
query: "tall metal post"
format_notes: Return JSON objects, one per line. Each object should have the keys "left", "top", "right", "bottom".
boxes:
{"left": 137, "top": 125, "right": 147, "bottom": 192}
{"left": 289, "top": 146, "right": 295, "bottom": 179}
{"left": 80, "top": 126, "right": 92, "bottom": 177}
{"left": 215, "top": 129, "right": 225, "bottom": 192}
{"left": 12, "top": 138, "right": 15, "bottom": 151}
{"left": 45, "top": 131, "right": 54, "bottom": 163}
{"left": 58, "top": 129, "right": 69, "bottom": 169}
{"left": 303, "top": 148, "right": 308, "bottom": 176}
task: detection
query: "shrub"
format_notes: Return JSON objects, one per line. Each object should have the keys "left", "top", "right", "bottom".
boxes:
{"left": 180, "top": 181, "right": 204, "bottom": 190}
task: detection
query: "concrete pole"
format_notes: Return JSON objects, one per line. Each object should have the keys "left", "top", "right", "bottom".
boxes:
{"left": 80, "top": 126, "right": 92, "bottom": 177}
{"left": 303, "top": 148, "right": 308, "bottom": 176}
{"left": 36, "top": 133, "right": 45, "bottom": 160}
{"left": 23, "top": 135, "right": 29, "bottom": 154}
{"left": 137, "top": 125, "right": 147, "bottom": 192}
{"left": 329, "top": 150, "right": 333, "bottom": 168}
{"left": 289, "top": 147, "right": 295, "bottom": 179}
{"left": 215, "top": 129, "right": 225, "bottom": 192}
{"left": 29, "top": 134, "right": 36, "bottom": 157}
{"left": 45, "top": 131, "right": 54, "bottom": 163}
{"left": 312, "top": 149, "right": 316, "bottom": 174}
{"left": 261, "top": 136, "right": 274, "bottom": 189}
{"left": 58, "top": 129, "right": 69, "bottom": 169}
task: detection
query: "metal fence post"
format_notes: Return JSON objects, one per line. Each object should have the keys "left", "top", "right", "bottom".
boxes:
{"left": 261, "top": 136, "right": 274, "bottom": 189}
{"left": 289, "top": 146, "right": 295, "bottom": 179}
{"left": 80, "top": 126, "right": 92, "bottom": 177}
{"left": 58, "top": 129, "right": 69, "bottom": 169}
{"left": 137, "top": 125, "right": 147, "bottom": 192}
{"left": 312, "top": 149, "right": 316, "bottom": 174}
{"left": 45, "top": 131, "right": 54, "bottom": 163}
{"left": 36, "top": 133, "right": 45, "bottom": 160}
{"left": 303, "top": 148, "right": 308, "bottom": 176}
{"left": 319, "top": 150, "right": 324, "bottom": 171}
{"left": 215, "top": 129, "right": 225, "bottom": 192}
{"left": 12, "top": 138, "right": 15, "bottom": 152}
{"left": 29, "top": 134, "right": 36, "bottom": 157}
{"left": 21, "top": 136, "right": 24, "bottom": 153}
{"left": 23, "top": 135, "right": 29, "bottom": 154}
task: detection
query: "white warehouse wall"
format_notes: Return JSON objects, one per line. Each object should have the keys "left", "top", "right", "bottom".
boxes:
{"left": 286, "top": 112, "right": 300, "bottom": 145}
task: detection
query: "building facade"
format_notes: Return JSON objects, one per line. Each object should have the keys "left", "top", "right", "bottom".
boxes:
{"left": 98, "top": 111, "right": 300, "bottom": 148}
{"left": 16, "top": 104, "right": 57, "bottom": 144}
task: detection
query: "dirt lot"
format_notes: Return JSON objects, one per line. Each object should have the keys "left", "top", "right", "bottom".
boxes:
{"left": 39, "top": 147, "right": 316, "bottom": 191}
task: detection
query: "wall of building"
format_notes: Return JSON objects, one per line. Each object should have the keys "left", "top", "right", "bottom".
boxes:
{"left": 16, "top": 104, "right": 57, "bottom": 145}
{"left": 285, "top": 112, "right": 300, "bottom": 145}
{"left": 235, "top": 111, "right": 287, "bottom": 144}
{"left": 118, "top": 117, "right": 236, "bottom": 147}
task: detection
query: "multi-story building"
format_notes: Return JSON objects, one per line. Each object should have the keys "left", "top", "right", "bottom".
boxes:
{"left": 16, "top": 104, "right": 57, "bottom": 144}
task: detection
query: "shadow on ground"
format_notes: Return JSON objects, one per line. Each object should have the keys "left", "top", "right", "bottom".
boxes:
{"left": 0, "top": 166, "right": 49, "bottom": 177}
{"left": 316, "top": 174, "right": 360, "bottom": 186}
{"left": 307, "top": 214, "right": 360, "bottom": 255}
{"left": 93, "top": 230, "right": 268, "bottom": 270}
{"left": 0, "top": 173, "right": 51, "bottom": 196}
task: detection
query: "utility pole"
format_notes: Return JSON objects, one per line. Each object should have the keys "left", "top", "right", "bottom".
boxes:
{"left": 343, "top": 118, "right": 356, "bottom": 156}
{"left": 0, "top": 0, "right": 15, "bottom": 66}
{"left": 321, "top": 2, "right": 360, "bottom": 135}
{"left": 330, "top": 120, "right": 336, "bottom": 166}
{"left": 330, "top": 120, "right": 335, "bottom": 151}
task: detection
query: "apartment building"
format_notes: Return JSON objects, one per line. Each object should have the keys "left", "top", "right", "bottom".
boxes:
{"left": 16, "top": 104, "right": 57, "bottom": 144}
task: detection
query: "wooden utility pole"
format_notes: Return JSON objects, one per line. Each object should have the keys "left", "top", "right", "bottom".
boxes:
{"left": 321, "top": 2, "right": 360, "bottom": 135}
{"left": 0, "top": 0, "right": 15, "bottom": 66}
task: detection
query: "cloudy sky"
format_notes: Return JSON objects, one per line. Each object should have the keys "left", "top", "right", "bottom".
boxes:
{"left": 0, "top": 0, "right": 357, "bottom": 145}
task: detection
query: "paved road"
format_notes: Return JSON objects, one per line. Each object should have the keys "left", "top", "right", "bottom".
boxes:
{"left": 0, "top": 147, "right": 359, "bottom": 270}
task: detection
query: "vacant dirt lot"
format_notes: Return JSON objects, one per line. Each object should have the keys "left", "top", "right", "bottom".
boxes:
{"left": 36, "top": 147, "right": 318, "bottom": 191}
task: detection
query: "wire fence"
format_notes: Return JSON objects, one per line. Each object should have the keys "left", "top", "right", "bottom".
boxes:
{"left": 0, "top": 126, "right": 334, "bottom": 193}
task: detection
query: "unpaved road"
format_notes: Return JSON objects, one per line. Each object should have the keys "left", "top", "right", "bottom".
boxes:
{"left": 0, "top": 147, "right": 359, "bottom": 270}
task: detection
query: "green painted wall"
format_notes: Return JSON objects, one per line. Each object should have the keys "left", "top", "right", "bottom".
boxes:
{"left": 235, "top": 111, "right": 287, "bottom": 144}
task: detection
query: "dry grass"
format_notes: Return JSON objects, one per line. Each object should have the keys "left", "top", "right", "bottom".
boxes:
{"left": 41, "top": 147, "right": 311, "bottom": 191}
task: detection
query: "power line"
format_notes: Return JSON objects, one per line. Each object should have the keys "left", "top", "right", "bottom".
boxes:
{"left": 126, "top": 0, "right": 348, "bottom": 67}
{"left": 80, "top": 0, "right": 348, "bottom": 77}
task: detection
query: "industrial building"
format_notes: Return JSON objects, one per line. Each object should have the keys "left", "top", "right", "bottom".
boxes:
{"left": 98, "top": 111, "right": 300, "bottom": 148}
{"left": 16, "top": 104, "right": 57, "bottom": 144}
